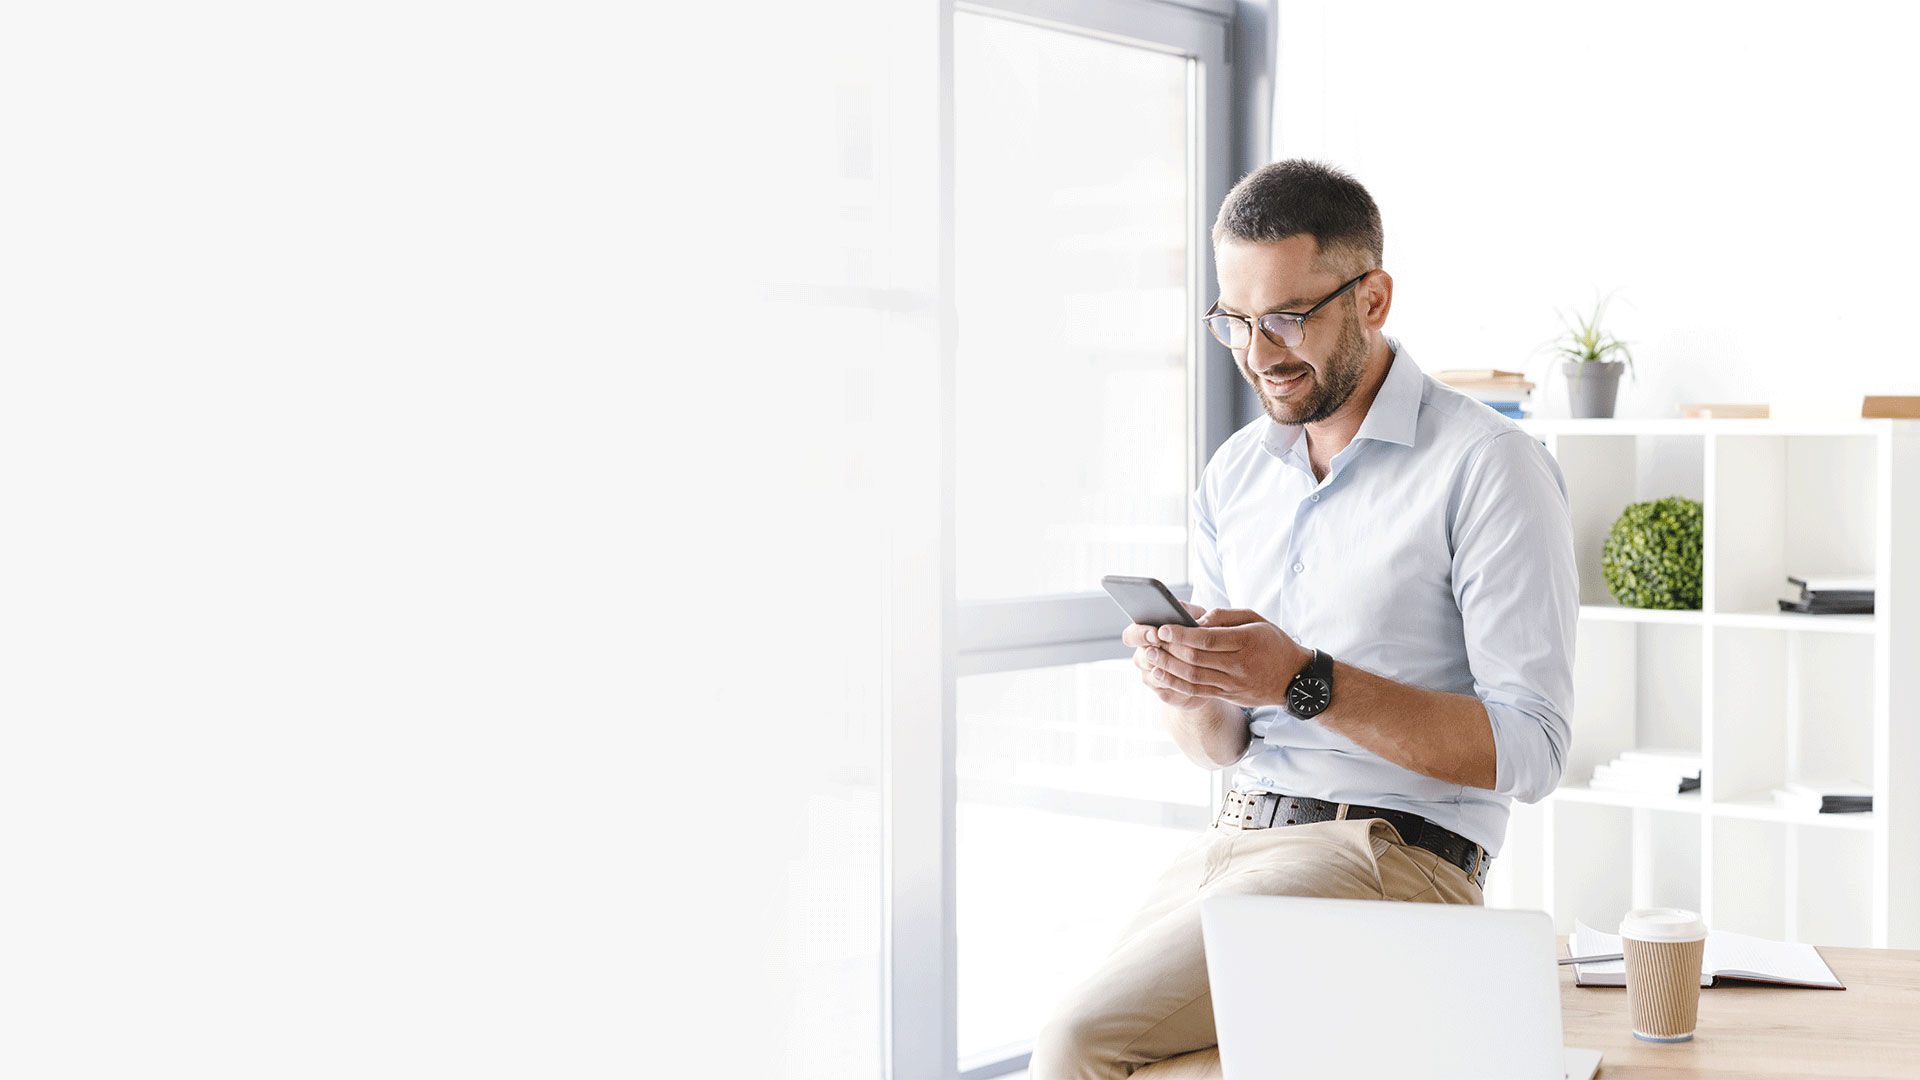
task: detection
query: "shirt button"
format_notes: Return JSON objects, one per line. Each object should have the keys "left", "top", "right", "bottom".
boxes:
{"left": 1310, "top": 493, "right": 1320, "bottom": 502}
{"left": 1293, "top": 562, "right": 1305, "bottom": 573}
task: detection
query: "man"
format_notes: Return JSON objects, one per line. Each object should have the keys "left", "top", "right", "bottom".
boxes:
{"left": 1029, "top": 160, "right": 1579, "bottom": 1079}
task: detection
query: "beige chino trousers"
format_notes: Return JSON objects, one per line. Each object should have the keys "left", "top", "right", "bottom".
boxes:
{"left": 1028, "top": 815, "right": 1484, "bottom": 1080}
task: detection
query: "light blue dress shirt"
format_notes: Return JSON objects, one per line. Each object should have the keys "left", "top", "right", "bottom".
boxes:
{"left": 1189, "top": 338, "right": 1577, "bottom": 857}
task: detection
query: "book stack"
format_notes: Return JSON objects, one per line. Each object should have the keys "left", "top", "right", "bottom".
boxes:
{"left": 1772, "top": 780, "right": 1873, "bottom": 814}
{"left": 1434, "top": 369, "right": 1533, "bottom": 419}
{"left": 1587, "top": 748, "right": 1702, "bottom": 795}
{"left": 1862, "top": 395, "right": 1920, "bottom": 418}
{"left": 1778, "top": 574, "right": 1875, "bottom": 615}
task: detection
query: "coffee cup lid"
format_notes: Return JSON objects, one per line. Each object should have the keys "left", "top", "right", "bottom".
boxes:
{"left": 1620, "top": 907, "right": 1708, "bottom": 942}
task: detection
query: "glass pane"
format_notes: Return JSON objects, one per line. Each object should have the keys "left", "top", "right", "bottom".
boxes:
{"left": 954, "top": 14, "right": 1192, "bottom": 602}
{"left": 956, "top": 660, "right": 1212, "bottom": 1060}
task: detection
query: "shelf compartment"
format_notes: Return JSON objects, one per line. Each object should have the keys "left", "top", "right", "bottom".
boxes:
{"left": 1548, "top": 800, "right": 1700, "bottom": 936}
{"left": 1709, "top": 626, "right": 1873, "bottom": 809}
{"left": 1564, "top": 620, "right": 1703, "bottom": 793}
{"left": 1709, "top": 817, "right": 1872, "bottom": 946}
{"left": 1549, "top": 433, "right": 1704, "bottom": 608}
{"left": 1709, "top": 816, "right": 1787, "bottom": 940}
{"left": 1709, "top": 433, "right": 1877, "bottom": 615}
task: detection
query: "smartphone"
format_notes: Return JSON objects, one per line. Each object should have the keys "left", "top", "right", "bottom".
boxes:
{"left": 1100, "top": 575, "right": 1199, "bottom": 628}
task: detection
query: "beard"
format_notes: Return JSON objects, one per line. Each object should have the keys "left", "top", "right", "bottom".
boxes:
{"left": 1240, "top": 303, "right": 1368, "bottom": 426}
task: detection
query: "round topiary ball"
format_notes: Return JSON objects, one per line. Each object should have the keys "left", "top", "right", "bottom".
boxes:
{"left": 1602, "top": 496, "right": 1703, "bottom": 610}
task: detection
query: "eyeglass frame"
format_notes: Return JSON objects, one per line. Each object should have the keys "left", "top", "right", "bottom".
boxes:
{"left": 1201, "top": 269, "right": 1376, "bottom": 350}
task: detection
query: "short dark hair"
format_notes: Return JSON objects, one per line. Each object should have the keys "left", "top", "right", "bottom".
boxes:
{"left": 1211, "top": 160, "right": 1383, "bottom": 275}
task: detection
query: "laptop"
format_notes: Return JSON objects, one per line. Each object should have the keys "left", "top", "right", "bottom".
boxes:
{"left": 1201, "top": 896, "right": 1603, "bottom": 1080}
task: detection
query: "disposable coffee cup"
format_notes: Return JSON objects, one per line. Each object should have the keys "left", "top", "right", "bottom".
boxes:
{"left": 1620, "top": 907, "right": 1708, "bottom": 1043}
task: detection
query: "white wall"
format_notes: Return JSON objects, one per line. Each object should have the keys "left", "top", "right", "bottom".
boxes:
{"left": 4, "top": 3, "right": 817, "bottom": 1076}
{"left": 1273, "top": 0, "right": 1920, "bottom": 418}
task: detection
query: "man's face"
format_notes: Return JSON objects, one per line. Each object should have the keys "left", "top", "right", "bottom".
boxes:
{"left": 1213, "top": 235, "right": 1370, "bottom": 427}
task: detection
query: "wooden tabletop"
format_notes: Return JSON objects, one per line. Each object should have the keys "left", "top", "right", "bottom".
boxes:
{"left": 1134, "top": 940, "right": 1920, "bottom": 1079}
{"left": 1556, "top": 941, "right": 1920, "bottom": 1078}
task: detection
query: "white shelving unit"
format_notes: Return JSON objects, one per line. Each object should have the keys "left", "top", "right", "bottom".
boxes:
{"left": 1487, "top": 418, "right": 1920, "bottom": 949}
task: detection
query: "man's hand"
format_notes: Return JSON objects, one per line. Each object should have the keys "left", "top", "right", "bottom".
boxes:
{"left": 1137, "top": 608, "right": 1313, "bottom": 710}
{"left": 1124, "top": 601, "right": 1218, "bottom": 708}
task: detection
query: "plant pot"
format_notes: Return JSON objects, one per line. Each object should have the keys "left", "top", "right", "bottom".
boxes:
{"left": 1563, "top": 360, "right": 1625, "bottom": 419}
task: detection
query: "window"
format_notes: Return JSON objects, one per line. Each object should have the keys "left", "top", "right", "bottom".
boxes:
{"left": 931, "top": 2, "right": 1236, "bottom": 1075}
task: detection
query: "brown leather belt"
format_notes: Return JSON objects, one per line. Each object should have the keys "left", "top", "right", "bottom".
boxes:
{"left": 1217, "top": 789, "right": 1490, "bottom": 889}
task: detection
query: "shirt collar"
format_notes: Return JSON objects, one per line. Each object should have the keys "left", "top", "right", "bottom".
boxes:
{"left": 1261, "top": 336, "right": 1422, "bottom": 460}
{"left": 1351, "top": 336, "right": 1422, "bottom": 449}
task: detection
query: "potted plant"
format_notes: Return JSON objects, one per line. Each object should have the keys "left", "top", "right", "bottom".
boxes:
{"left": 1602, "top": 496, "right": 1703, "bottom": 610}
{"left": 1552, "top": 295, "right": 1634, "bottom": 419}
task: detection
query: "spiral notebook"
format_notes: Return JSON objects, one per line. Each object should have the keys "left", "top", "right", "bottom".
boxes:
{"left": 1570, "top": 921, "right": 1844, "bottom": 989}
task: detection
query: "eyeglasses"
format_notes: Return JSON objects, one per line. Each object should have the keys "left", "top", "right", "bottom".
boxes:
{"left": 1201, "top": 270, "right": 1373, "bottom": 350}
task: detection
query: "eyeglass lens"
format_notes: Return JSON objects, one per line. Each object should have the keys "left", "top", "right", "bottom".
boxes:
{"left": 1205, "top": 313, "right": 1302, "bottom": 350}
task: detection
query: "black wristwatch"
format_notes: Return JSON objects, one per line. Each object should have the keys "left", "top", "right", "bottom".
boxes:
{"left": 1285, "top": 649, "right": 1334, "bottom": 719}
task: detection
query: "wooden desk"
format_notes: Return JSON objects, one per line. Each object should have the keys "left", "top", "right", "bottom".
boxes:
{"left": 1134, "top": 940, "right": 1920, "bottom": 1079}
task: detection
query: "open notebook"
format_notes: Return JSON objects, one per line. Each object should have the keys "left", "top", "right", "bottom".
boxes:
{"left": 1571, "top": 921, "right": 1844, "bottom": 989}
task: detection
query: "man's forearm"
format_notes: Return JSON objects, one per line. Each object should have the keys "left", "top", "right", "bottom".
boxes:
{"left": 1140, "top": 609, "right": 1504, "bottom": 789}
{"left": 1164, "top": 697, "right": 1251, "bottom": 769}
{"left": 1315, "top": 661, "right": 1498, "bottom": 790}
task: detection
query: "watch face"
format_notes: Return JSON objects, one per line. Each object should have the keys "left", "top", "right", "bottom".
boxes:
{"left": 1288, "top": 676, "right": 1331, "bottom": 717}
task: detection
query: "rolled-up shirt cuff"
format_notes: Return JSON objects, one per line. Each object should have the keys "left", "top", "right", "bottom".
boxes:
{"left": 1485, "top": 698, "right": 1568, "bottom": 803}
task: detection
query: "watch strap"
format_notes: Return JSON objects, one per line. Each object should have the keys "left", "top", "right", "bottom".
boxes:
{"left": 1306, "top": 648, "right": 1331, "bottom": 682}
